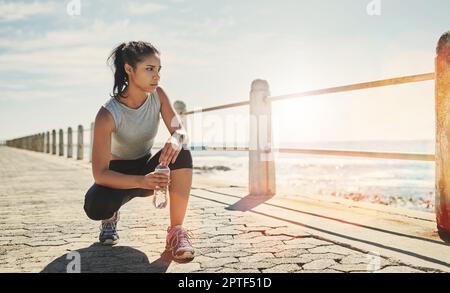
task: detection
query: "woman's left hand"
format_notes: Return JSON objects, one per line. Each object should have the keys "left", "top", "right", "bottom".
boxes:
{"left": 159, "top": 136, "right": 182, "bottom": 166}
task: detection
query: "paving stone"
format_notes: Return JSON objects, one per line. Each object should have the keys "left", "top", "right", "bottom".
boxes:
{"left": 300, "top": 269, "right": 343, "bottom": 273}
{"left": 274, "top": 249, "right": 309, "bottom": 258}
{"left": 331, "top": 263, "right": 376, "bottom": 272}
{"left": 167, "top": 262, "right": 201, "bottom": 273}
{"left": 308, "top": 245, "right": 359, "bottom": 256}
{"left": 265, "top": 227, "right": 311, "bottom": 237}
{"left": 296, "top": 253, "right": 344, "bottom": 264}
{"left": 205, "top": 251, "right": 253, "bottom": 258}
{"left": 262, "top": 264, "right": 301, "bottom": 273}
{"left": 200, "top": 257, "right": 239, "bottom": 268}
{"left": 218, "top": 244, "right": 253, "bottom": 252}
{"left": 230, "top": 236, "right": 292, "bottom": 245}
{"left": 239, "top": 253, "right": 275, "bottom": 263}
{"left": 215, "top": 268, "right": 260, "bottom": 273}
{"left": 302, "top": 259, "right": 338, "bottom": 270}
{"left": 224, "top": 261, "right": 276, "bottom": 270}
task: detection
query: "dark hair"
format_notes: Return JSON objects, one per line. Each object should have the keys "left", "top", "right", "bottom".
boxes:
{"left": 107, "top": 41, "right": 160, "bottom": 100}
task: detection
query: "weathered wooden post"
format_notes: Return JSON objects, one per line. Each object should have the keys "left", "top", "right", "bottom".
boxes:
{"left": 46, "top": 131, "right": 50, "bottom": 153}
{"left": 52, "top": 130, "right": 56, "bottom": 155}
{"left": 58, "top": 129, "right": 64, "bottom": 156}
{"left": 248, "top": 79, "right": 276, "bottom": 197}
{"left": 436, "top": 31, "right": 450, "bottom": 234}
{"left": 37, "top": 133, "right": 42, "bottom": 152}
{"left": 34, "top": 134, "right": 39, "bottom": 151}
{"left": 31, "top": 135, "right": 36, "bottom": 151}
{"left": 67, "top": 127, "right": 73, "bottom": 158}
{"left": 77, "top": 125, "right": 83, "bottom": 160}
{"left": 89, "top": 122, "right": 94, "bottom": 163}
{"left": 174, "top": 101, "right": 187, "bottom": 128}
{"left": 35, "top": 134, "right": 39, "bottom": 152}
{"left": 171, "top": 101, "right": 188, "bottom": 149}
{"left": 41, "top": 132, "right": 45, "bottom": 152}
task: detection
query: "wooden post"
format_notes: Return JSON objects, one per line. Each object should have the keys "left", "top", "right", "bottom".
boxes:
{"left": 34, "top": 134, "right": 39, "bottom": 152}
{"left": 37, "top": 133, "right": 41, "bottom": 152}
{"left": 173, "top": 100, "right": 188, "bottom": 128}
{"left": 67, "top": 127, "right": 73, "bottom": 158}
{"left": 52, "top": 130, "right": 56, "bottom": 155}
{"left": 41, "top": 132, "right": 45, "bottom": 152}
{"left": 58, "top": 129, "right": 64, "bottom": 156}
{"left": 77, "top": 125, "right": 83, "bottom": 160}
{"left": 31, "top": 135, "right": 35, "bottom": 151}
{"left": 436, "top": 31, "right": 450, "bottom": 234}
{"left": 46, "top": 131, "right": 50, "bottom": 153}
{"left": 89, "top": 122, "right": 94, "bottom": 163}
{"left": 36, "top": 134, "right": 40, "bottom": 152}
{"left": 248, "top": 79, "right": 276, "bottom": 197}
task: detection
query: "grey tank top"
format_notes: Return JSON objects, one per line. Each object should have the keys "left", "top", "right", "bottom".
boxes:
{"left": 102, "top": 91, "right": 161, "bottom": 160}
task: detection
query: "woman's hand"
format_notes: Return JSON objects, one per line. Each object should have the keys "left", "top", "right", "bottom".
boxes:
{"left": 159, "top": 135, "right": 183, "bottom": 166}
{"left": 140, "top": 172, "right": 170, "bottom": 190}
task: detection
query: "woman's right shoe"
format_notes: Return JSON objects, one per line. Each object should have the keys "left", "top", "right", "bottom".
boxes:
{"left": 99, "top": 211, "right": 120, "bottom": 245}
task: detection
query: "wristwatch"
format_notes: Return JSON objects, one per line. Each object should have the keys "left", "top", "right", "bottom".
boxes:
{"left": 171, "top": 129, "right": 188, "bottom": 145}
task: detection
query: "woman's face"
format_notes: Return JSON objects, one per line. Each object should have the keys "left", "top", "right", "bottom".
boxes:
{"left": 126, "top": 54, "right": 161, "bottom": 93}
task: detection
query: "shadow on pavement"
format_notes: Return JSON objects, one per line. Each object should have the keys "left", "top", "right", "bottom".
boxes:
{"left": 41, "top": 243, "right": 173, "bottom": 273}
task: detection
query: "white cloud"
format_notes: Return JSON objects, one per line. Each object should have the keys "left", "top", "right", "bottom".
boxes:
{"left": 0, "top": 19, "right": 132, "bottom": 51}
{"left": 0, "top": 1, "right": 57, "bottom": 22}
{"left": 128, "top": 2, "right": 167, "bottom": 15}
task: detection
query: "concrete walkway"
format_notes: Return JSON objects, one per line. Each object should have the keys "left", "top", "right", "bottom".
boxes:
{"left": 0, "top": 146, "right": 446, "bottom": 273}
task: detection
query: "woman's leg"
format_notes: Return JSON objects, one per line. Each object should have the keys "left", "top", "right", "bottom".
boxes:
{"left": 141, "top": 148, "right": 193, "bottom": 226}
{"left": 83, "top": 184, "right": 126, "bottom": 221}
{"left": 168, "top": 168, "right": 193, "bottom": 227}
{"left": 141, "top": 148, "right": 195, "bottom": 259}
{"left": 84, "top": 154, "right": 151, "bottom": 221}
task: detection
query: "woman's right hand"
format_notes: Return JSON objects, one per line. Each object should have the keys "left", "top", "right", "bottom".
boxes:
{"left": 140, "top": 172, "right": 170, "bottom": 190}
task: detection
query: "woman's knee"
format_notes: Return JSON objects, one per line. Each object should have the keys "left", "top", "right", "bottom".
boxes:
{"left": 171, "top": 148, "right": 193, "bottom": 170}
{"left": 83, "top": 185, "right": 118, "bottom": 221}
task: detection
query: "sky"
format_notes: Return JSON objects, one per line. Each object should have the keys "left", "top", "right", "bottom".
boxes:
{"left": 1, "top": 0, "right": 449, "bottom": 147}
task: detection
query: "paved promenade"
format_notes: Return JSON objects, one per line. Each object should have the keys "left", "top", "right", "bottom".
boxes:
{"left": 0, "top": 146, "right": 446, "bottom": 273}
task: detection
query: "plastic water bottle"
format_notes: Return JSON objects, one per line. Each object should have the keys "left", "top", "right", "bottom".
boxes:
{"left": 153, "top": 164, "right": 170, "bottom": 209}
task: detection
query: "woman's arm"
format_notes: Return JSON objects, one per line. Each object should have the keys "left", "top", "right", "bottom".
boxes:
{"left": 156, "top": 87, "right": 189, "bottom": 166}
{"left": 157, "top": 86, "right": 187, "bottom": 138}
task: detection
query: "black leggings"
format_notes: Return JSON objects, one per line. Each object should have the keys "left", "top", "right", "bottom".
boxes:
{"left": 83, "top": 148, "right": 193, "bottom": 221}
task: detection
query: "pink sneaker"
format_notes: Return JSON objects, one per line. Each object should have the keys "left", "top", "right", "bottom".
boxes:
{"left": 165, "top": 225, "right": 195, "bottom": 261}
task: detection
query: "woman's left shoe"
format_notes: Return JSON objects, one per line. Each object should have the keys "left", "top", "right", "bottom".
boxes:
{"left": 165, "top": 225, "right": 195, "bottom": 261}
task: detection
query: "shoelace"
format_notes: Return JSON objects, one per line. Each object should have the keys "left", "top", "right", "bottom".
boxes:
{"left": 167, "top": 228, "right": 193, "bottom": 251}
{"left": 99, "top": 212, "right": 119, "bottom": 236}
{"left": 99, "top": 221, "right": 118, "bottom": 236}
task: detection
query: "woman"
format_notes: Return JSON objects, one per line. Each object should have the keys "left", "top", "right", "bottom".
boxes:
{"left": 83, "top": 41, "right": 194, "bottom": 261}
